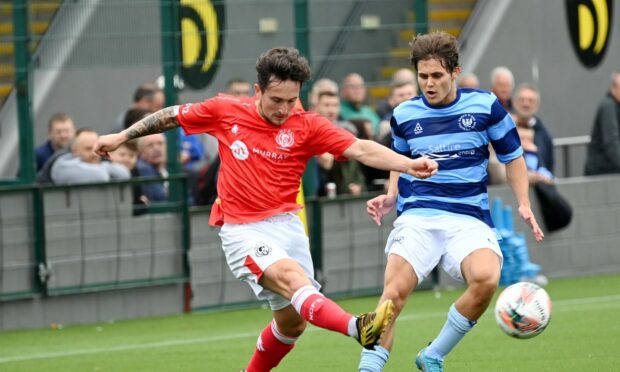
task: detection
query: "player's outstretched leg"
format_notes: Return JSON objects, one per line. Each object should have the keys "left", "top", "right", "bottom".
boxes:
{"left": 416, "top": 249, "right": 499, "bottom": 371}
{"left": 290, "top": 285, "right": 394, "bottom": 349}
{"left": 245, "top": 320, "right": 298, "bottom": 372}
{"left": 359, "top": 254, "right": 418, "bottom": 371}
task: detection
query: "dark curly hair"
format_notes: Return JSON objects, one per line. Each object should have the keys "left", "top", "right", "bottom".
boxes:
{"left": 410, "top": 31, "right": 460, "bottom": 73}
{"left": 255, "top": 47, "right": 312, "bottom": 91}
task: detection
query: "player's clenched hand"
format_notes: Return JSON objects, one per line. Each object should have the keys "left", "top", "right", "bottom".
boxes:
{"left": 366, "top": 194, "right": 396, "bottom": 226}
{"left": 518, "top": 205, "right": 544, "bottom": 242}
{"left": 93, "top": 133, "right": 127, "bottom": 159}
{"left": 405, "top": 157, "right": 438, "bottom": 179}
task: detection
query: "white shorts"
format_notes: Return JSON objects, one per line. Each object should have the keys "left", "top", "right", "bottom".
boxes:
{"left": 385, "top": 214, "right": 502, "bottom": 284}
{"left": 218, "top": 212, "right": 320, "bottom": 311}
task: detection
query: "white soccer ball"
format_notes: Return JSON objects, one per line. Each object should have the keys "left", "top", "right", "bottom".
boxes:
{"left": 494, "top": 281, "right": 552, "bottom": 339}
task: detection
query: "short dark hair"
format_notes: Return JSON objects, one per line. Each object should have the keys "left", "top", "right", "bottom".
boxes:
{"left": 410, "top": 31, "right": 460, "bottom": 73}
{"left": 255, "top": 47, "right": 311, "bottom": 91}
{"left": 123, "top": 108, "right": 152, "bottom": 129}
{"left": 133, "top": 83, "right": 160, "bottom": 103}
{"left": 48, "top": 112, "right": 72, "bottom": 131}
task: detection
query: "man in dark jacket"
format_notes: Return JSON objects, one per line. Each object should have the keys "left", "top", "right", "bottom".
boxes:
{"left": 585, "top": 70, "right": 620, "bottom": 175}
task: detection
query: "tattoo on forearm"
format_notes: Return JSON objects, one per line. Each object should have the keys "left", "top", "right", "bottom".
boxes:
{"left": 125, "top": 107, "right": 180, "bottom": 140}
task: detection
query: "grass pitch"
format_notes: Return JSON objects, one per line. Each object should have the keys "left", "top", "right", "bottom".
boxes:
{"left": 1, "top": 274, "right": 619, "bottom": 371}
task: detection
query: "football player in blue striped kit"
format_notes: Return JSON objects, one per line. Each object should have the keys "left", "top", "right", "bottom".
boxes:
{"left": 358, "top": 31, "right": 545, "bottom": 372}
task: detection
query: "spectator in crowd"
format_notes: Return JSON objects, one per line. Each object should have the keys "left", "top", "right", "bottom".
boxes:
{"left": 109, "top": 140, "right": 139, "bottom": 173}
{"left": 377, "top": 79, "right": 418, "bottom": 144}
{"left": 458, "top": 72, "right": 480, "bottom": 88}
{"left": 517, "top": 126, "right": 554, "bottom": 185}
{"left": 124, "top": 106, "right": 204, "bottom": 173}
{"left": 518, "top": 123, "right": 573, "bottom": 232}
{"left": 179, "top": 130, "right": 205, "bottom": 172}
{"left": 584, "top": 70, "right": 620, "bottom": 176}
{"left": 490, "top": 66, "right": 515, "bottom": 111}
{"left": 113, "top": 83, "right": 165, "bottom": 132}
{"left": 339, "top": 73, "right": 381, "bottom": 137}
{"left": 39, "top": 128, "right": 129, "bottom": 184}
{"left": 135, "top": 133, "right": 168, "bottom": 205}
{"left": 108, "top": 139, "right": 149, "bottom": 211}
{"left": 123, "top": 108, "right": 153, "bottom": 130}
{"left": 512, "top": 83, "right": 554, "bottom": 173}
{"left": 226, "top": 78, "right": 252, "bottom": 97}
{"left": 308, "top": 78, "right": 339, "bottom": 110}
{"left": 35, "top": 113, "right": 76, "bottom": 170}
{"left": 349, "top": 117, "right": 390, "bottom": 192}
{"left": 313, "top": 91, "right": 366, "bottom": 196}
{"left": 376, "top": 68, "right": 417, "bottom": 119}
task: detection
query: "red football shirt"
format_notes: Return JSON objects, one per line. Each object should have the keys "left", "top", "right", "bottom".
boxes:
{"left": 175, "top": 94, "right": 356, "bottom": 225}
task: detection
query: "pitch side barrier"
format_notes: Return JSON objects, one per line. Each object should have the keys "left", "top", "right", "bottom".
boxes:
{"left": 3, "top": 175, "right": 619, "bottom": 329}
{"left": 0, "top": 176, "right": 190, "bottom": 303}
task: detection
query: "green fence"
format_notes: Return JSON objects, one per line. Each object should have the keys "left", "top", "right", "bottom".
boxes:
{"left": 0, "top": 176, "right": 190, "bottom": 301}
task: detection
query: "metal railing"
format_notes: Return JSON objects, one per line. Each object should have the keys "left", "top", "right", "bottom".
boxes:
{"left": 553, "top": 135, "right": 591, "bottom": 178}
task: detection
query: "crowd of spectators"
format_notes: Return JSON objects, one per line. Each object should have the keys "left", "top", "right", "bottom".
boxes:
{"left": 32, "top": 65, "right": 619, "bottom": 216}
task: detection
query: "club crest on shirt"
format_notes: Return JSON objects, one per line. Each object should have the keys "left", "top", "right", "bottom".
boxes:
{"left": 232, "top": 124, "right": 239, "bottom": 134}
{"left": 458, "top": 114, "right": 476, "bottom": 131}
{"left": 230, "top": 140, "right": 249, "bottom": 160}
{"left": 276, "top": 129, "right": 295, "bottom": 149}
{"left": 254, "top": 242, "right": 272, "bottom": 257}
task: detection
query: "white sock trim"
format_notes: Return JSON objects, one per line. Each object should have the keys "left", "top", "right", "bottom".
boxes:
{"left": 290, "top": 285, "right": 323, "bottom": 314}
{"left": 348, "top": 317, "right": 359, "bottom": 339}
{"left": 271, "top": 320, "right": 298, "bottom": 345}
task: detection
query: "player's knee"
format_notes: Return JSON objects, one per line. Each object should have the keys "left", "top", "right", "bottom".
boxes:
{"left": 285, "top": 320, "right": 307, "bottom": 338}
{"left": 469, "top": 274, "right": 498, "bottom": 300}
{"left": 282, "top": 269, "right": 310, "bottom": 288}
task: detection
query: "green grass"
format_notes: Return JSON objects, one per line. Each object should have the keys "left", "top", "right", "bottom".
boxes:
{"left": 1, "top": 274, "right": 619, "bottom": 371}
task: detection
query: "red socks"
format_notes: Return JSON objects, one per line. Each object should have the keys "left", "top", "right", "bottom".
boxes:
{"left": 246, "top": 286, "right": 355, "bottom": 371}
{"left": 246, "top": 321, "right": 296, "bottom": 372}
{"left": 291, "top": 285, "right": 353, "bottom": 336}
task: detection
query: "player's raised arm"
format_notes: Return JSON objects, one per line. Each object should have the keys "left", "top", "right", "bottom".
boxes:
{"left": 342, "top": 138, "right": 438, "bottom": 179}
{"left": 94, "top": 106, "right": 180, "bottom": 158}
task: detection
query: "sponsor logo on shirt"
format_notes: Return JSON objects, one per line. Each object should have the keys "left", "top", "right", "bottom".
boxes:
{"left": 252, "top": 147, "right": 289, "bottom": 161}
{"left": 230, "top": 140, "right": 249, "bottom": 160}
{"left": 415, "top": 143, "right": 461, "bottom": 154}
{"left": 275, "top": 129, "right": 295, "bottom": 150}
{"left": 254, "top": 242, "right": 272, "bottom": 257}
{"left": 414, "top": 122, "right": 423, "bottom": 135}
{"left": 458, "top": 114, "right": 476, "bottom": 131}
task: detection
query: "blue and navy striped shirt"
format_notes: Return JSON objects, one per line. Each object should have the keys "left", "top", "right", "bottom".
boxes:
{"left": 391, "top": 88, "right": 523, "bottom": 230}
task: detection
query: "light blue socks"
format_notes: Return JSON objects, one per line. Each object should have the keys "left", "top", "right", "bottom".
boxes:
{"left": 425, "top": 304, "right": 476, "bottom": 360}
{"left": 359, "top": 345, "right": 390, "bottom": 372}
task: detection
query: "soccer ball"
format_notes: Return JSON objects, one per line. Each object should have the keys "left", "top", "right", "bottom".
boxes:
{"left": 494, "top": 281, "right": 552, "bottom": 339}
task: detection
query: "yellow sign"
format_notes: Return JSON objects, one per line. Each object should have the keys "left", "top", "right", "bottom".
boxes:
{"left": 180, "top": 0, "right": 225, "bottom": 89}
{"left": 566, "top": 0, "right": 613, "bottom": 68}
